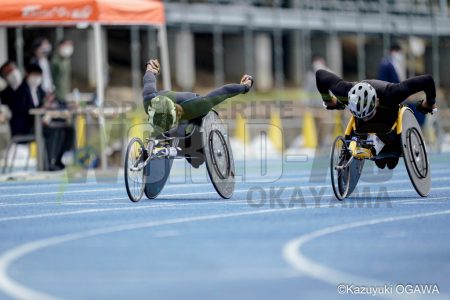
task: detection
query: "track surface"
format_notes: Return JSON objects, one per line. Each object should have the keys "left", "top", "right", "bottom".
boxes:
{"left": 0, "top": 154, "right": 449, "bottom": 300}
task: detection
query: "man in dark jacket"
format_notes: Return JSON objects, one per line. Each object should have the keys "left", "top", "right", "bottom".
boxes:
{"left": 0, "top": 61, "right": 43, "bottom": 137}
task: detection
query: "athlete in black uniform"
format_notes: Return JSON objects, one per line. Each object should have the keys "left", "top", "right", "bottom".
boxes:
{"left": 315, "top": 69, "right": 437, "bottom": 169}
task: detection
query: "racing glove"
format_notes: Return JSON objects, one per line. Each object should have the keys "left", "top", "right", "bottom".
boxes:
{"left": 416, "top": 100, "right": 437, "bottom": 115}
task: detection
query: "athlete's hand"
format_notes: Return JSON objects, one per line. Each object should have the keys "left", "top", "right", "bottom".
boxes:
{"left": 417, "top": 100, "right": 437, "bottom": 114}
{"left": 240, "top": 74, "right": 254, "bottom": 93}
{"left": 323, "top": 96, "right": 345, "bottom": 110}
{"left": 145, "top": 59, "right": 160, "bottom": 75}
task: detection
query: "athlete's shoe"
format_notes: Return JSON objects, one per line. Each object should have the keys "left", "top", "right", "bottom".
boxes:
{"left": 240, "top": 74, "right": 254, "bottom": 93}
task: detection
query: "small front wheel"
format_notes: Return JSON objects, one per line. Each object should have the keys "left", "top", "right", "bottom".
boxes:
{"left": 330, "top": 136, "right": 351, "bottom": 200}
{"left": 125, "top": 137, "right": 146, "bottom": 202}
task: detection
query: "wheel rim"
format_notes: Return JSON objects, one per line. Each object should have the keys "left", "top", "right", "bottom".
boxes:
{"left": 330, "top": 137, "right": 351, "bottom": 200}
{"left": 208, "top": 129, "right": 230, "bottom": 180}
{"left": 407, "top": 127, "right": 428, "bottom": 179}
{"left": 126, "top": 139, "right": 145, "bottom": 201}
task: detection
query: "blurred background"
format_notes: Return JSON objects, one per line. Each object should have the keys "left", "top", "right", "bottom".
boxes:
{"left": 0, "top": 0, "right": 449, "bottom": 175}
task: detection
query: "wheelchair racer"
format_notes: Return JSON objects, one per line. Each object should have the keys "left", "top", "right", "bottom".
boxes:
{"left": 142, "top": 59, "right": 253, "bottom": 167}
{"left": 143, "top": 59, "right": 253, "bottom": 132}
{"left": 315, "top": 69, "right": 437, "bottom": 169}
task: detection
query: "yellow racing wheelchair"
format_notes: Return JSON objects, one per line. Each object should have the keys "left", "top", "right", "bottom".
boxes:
{"left": 330, "top": 106, "right": 430, "bottom": 200}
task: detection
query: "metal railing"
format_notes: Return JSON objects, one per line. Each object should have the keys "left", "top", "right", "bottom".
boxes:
{"left": 165, "top": 0, "right": 448, "bottom": 17}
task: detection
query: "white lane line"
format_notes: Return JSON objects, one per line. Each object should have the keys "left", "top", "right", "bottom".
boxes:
{"left": 1, "top": 163, "right": 450, "bottom": 191}
{"left": 0, "top": 199, "right": 248, "bottom": 222}
{"left": 0, "top": 188, "right": 124, "bottom": 198}
{"left": 1, "top": 184, "right": 449, "bottom": 222}
{"left": 1, "top": 196, "right": 448, "bottom": 300}
{"left": 0, "top": 168, "right": 320, "bottom": 191}
{"left": 0, "top": 197, "right": 449, "bottom": 300}
{"left": 0, "top": 197, "right": 129, "bottom": 207}
{"left": 2, "top": 170, "right": 450, "bottom": 198}
{"left": 282, "top": 210, "right": 450, "bottom": 300}
{"left": 0, "top": 205, "right": 313, "bottom": 300}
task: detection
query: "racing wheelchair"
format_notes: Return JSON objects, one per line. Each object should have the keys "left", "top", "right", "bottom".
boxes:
{"left": 124, "top": 110, "right": 235, "bottom": 202}
{"left": 330, "top": 106, "right": 430, "bottom": 200}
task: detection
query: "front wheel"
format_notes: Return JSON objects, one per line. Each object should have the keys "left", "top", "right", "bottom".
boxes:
{"left": 124, "top": 137, "right": 146, "bottom": 202}
{"left": 330, "top": 136, "right": 351, "bottom": 200}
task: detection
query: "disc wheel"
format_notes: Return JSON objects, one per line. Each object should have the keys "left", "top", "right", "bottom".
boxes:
{"left": 124, "top": 137, "right": 146, "bottom": 202}
{"left": 202, "top": 111, "right": 235, "bottom": 199}
{"left": 406, "top": 127, "right": 428, "bottom": 179}
{"left": 401, "top": 108, "right": 431, "bottom": 197}
{"left": 330, "top": 136, "right": 351, "bottom": 200}
{"left": 209, "top": 129, "right": 231, "bottom": 180}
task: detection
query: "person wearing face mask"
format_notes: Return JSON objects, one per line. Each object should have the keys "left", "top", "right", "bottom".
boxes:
{"left": 29, "top": 37, "right": 54, "bottom": 94}
{"left": 8, "top": 63, "right": 46, "bottom": 138}
{"left": 0, "top": 61, "right": 23, "bottom": 111}
{"left": 51, "top": 39, "right": 74, "bottom": 102}
{"left": 0, "top": 61, "right": 23, "bottom": 93}
{"left": 378, "top": 44, "right": 404, "bottom": 84}
{"left": 16, "top": 63, "right": 73, "bottom": 171}
{"left": 378, "top": 43, "right": 426, "bottom": 126}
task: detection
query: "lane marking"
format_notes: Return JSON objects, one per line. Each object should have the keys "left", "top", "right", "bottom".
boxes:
{"left": 0, "top": 195, "right": 449, "bottom": 299}
{"left": 282, "top": 210, "right": 450, "bottom": 300}
{"left": 2, "top": 170, "right": 450, "bottom": 199}
{"left": 1, "top": 185, "right": 449, "bottom": 222}
{"left": 0, "top": 205, "right": 314, "bottom": 300}
{"left": 0, "top": 175, "right": 449, "bottom": 208}
{"left": 1, "top": 198, "right": 448, "bottom": 300}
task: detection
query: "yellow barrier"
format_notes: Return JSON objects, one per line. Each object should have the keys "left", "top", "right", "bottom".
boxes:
{"left": 268, "top": 111, "right": 283, "bottom": 152}
{"left": 29, "top": 141, "right": 37, "bottom": 158}
{"left": 76, "top": 115, "right": 86, "bottom": 148}
{"left": 302, "top": 110, "right": 318, "bottom": 148}
{"left": 233, "top": 114, "right": 249, "bottom": 145}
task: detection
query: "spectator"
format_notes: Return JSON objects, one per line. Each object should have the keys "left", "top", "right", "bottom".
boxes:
{"left": 51, "top": 39, "right": 73, "bottom": 102}
{"left": 30, "top": 37, "right": 54, "bottom": 93}
{"left": 378, "top": 44, "right": 404, "bottom": 83}
{"left": 0, "top": 61, "right": 39, "bottom": 137}
{"left": 0, "top": 100, "right": 11, "bottom": 154}
{"left": 378, "top": 43, "right": 425, "bottom": 126}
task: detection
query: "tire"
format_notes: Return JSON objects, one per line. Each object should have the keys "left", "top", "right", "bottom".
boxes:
{"left": 124, "top": 137, "right": 146, "bottom": 202}
{"left": 202, "top": 111, "right": 235, "bottom": 199}
{"left": 330, "top": 136, "right": 351, "bottom": 200}
{"left": 401, "top": 109, "right": 431, "bottom": 197}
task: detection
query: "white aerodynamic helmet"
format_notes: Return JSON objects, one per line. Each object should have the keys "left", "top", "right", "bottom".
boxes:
{"left": 348, "top": 82, "right": 377, "bottom": 119}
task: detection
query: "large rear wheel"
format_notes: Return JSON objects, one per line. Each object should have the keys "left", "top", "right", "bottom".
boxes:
{"left": 330, "top": 136, "right": 351, "bottom": 200}
{"left": 124, "top": 137, "right": 146, "bottom": 202}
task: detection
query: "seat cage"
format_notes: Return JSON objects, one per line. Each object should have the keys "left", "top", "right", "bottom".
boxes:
{"left": 344, "top": 107, "right": 409, "bottom": 160}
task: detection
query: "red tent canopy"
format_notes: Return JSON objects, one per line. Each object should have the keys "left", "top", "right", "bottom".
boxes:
{"left": 0, "top": 0, "right": 165, "bottom": 26}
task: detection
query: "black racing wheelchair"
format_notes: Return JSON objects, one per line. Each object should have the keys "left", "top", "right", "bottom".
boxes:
{"left": 331, "top": 106, "right": 431, "bottom": 200}
{"left": 124, "top": 110, "right": 235, "bottom": 202}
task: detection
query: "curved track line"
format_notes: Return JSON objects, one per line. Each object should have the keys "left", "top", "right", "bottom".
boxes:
{"left": 0, "top": 205, "right": 311, "bottom": 300}
{"left": 282, "top": 210, "right": 450, "bottom": 300}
